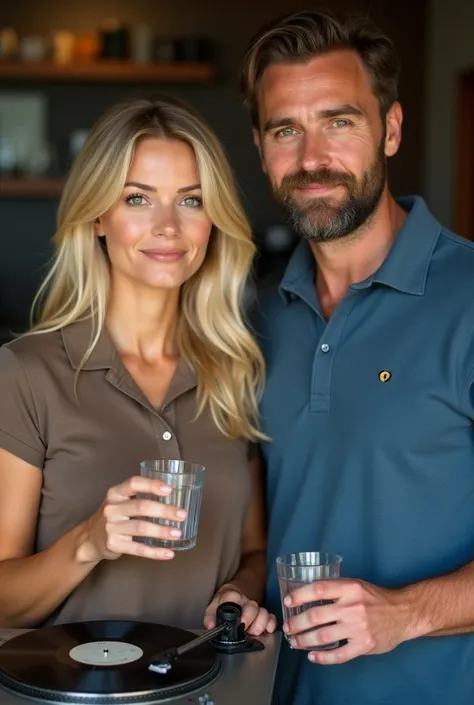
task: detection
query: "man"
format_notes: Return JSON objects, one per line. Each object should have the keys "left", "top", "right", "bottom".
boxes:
{"left": 240, "top": 9, "right": 474, "bottom": 705}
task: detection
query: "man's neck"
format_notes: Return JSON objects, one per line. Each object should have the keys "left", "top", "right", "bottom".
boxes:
{"left": 310, "top": 192, "right": 407, "bottom": 319}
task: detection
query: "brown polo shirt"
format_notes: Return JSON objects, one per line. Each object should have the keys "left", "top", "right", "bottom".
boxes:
{"left": 0, "top": 320, "right": 252, "bottom": 628}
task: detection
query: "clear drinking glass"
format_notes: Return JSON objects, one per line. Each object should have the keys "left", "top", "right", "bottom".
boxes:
{"left": 277, "top": 552, "right": 343, "bottom": 651}
{"left": 135, "top": 459, "right": 206, "bottom": 551}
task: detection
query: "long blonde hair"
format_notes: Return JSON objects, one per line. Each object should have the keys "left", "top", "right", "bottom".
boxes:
{"left": 31, "top": 94, "right": 265, "bottom": 441}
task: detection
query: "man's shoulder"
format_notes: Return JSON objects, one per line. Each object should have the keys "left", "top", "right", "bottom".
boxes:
{"left": 247, "top": 285, "right": 286, "bottom": 334}
{"left": 253, "top": 285, "right": 285, "bottom": 313}
{"left": 438, "top": 225, "right": 474, "bottom": 254}
{"left": 434, "top": 226, "right": 474, "bottom": 284}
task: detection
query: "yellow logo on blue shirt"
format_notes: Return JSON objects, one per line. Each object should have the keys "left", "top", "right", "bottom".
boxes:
{"left": 379, "top": 370, "right": 391, "bottom": 383}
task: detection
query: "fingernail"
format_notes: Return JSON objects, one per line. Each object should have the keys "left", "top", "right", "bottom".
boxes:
{"left": 176, "top": 510, "right": 187, "bottom": 519}
{"left": 282, "top": 622, "right": 289, "bottom": 633}
{"left": 308, "top": 652, "right": 316, "bottom": 662}
{"left": 170, "top": 529, "right": 181, "bottom": 537}
{"left": 284, "top": 596, "right": 292, "bottom": 607}
{"left": 160, "top": 484, "right": 172, "bottom": 493}
{"left": 290, "top": 637, "right": 297, "bottom": 648}
{"left": 163, "top": 551, "right": 174, "bottom": 558}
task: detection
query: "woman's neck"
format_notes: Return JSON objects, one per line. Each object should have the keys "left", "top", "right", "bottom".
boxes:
{"left": 105, "top": 277, "right": 180, "bottom": 362}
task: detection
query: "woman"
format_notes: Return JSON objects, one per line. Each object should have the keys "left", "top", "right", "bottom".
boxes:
{"left": 0, "top": 94, "right": 274, "bottom": 635}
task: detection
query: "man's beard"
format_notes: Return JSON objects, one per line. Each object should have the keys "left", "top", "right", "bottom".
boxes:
{"left": 274, "top": 139, "right": 387, "bottom": 243}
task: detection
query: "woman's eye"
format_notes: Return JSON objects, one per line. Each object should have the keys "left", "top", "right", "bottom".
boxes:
{"left": 181, "top": 195, "right": 203, "bottom": 208}
{"left": 126, "top": 194, "right": 146, "bottom": 206}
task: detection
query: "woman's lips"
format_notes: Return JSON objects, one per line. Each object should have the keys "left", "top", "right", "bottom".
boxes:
{"left": 140, "top": 249, "right": 186, "bottom": 262}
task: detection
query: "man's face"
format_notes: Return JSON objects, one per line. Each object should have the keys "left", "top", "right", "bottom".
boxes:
{"left": 253, "top": 50, "right": 402, "bottom": 242}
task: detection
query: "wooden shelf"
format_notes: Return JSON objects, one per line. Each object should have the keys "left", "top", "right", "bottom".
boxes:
{"left": 0, "top": 60, "right": 215, "bottom": 83}
{"left": 0, "top": 177, "right": 65, "bottom": 198}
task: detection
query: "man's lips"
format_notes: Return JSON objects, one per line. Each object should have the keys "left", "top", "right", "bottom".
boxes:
{"left": 294, "top": 183, "right": 343, "bottom": 196}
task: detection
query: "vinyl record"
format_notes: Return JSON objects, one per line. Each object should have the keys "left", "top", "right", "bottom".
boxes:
{"left": 0, "top": 620, "right": 221, "bottom": 704}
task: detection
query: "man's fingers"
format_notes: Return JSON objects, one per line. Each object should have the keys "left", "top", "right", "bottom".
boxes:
{"left": 309, "top": 638, "right": 363, "bottom": 665}
{"left": 287, "top": 579, "right": 361, "bottom": 608}
{"left": 284, "top": 603, "right": 339, "bottom": 636}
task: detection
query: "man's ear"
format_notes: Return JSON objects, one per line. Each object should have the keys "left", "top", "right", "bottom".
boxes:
{"left": 384, "top": 101, "right": 403, "bottom": 158}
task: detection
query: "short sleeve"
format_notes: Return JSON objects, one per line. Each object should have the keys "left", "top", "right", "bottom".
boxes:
{"left": 0, "top": 345, "right": 46, "bottom": 468}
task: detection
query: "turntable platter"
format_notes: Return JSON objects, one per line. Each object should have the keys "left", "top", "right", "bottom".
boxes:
{"left": 0, "top": 621, "right": 221, "bottom": 704}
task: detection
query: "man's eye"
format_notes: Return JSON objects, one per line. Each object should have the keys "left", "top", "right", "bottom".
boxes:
{"left": 275, "top": 127, "right": 297, "bottom": 138}
{"left": 332, "top": 119, "right": 351, "bottom": 128}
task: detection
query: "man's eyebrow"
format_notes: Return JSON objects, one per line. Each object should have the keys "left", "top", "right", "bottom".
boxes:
{"left": 263, "top": 105, "right": 365, "bottom": 133}
{"left": 263, "top": 117, "right": 297, "bottom": 134}
{"left": 318, "top": 104, "right": 365, "bottom": 119}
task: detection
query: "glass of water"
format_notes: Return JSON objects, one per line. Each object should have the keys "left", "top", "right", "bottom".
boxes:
{"left": 135, "top": 459, "right": 206, "bottom": 551}
{"left": 277, "top": 552, "right": 343, "bottom": 651}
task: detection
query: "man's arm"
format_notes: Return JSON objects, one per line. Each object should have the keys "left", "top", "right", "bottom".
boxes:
{"left": 402, "top": 560, "right": 474, "bottom": 637}
{"left": 282, "top": 560, "right": 474, "bottom": 664}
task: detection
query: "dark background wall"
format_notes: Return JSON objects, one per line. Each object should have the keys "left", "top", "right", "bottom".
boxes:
{"left": 425, "top": 0, "right": 474, "bottom": 228}
{"left": 0, "top": 0, "right": 427, "bottom": 338}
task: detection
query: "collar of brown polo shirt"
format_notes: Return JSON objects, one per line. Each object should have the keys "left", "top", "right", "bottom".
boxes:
{"left": 61, "top": 318, "right": 197, "bottom": 412}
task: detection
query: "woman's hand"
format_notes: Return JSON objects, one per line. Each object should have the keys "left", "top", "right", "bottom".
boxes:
{"left": 77, "top": 475, "right": 186, "bottom": 563}
{"left": 204, "top": 585, "right": 277, "bottom": 636}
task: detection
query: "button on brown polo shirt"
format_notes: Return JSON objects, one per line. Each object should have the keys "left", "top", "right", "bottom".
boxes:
{"left": 0, "top": 320, "right": 252, "bottom": 628}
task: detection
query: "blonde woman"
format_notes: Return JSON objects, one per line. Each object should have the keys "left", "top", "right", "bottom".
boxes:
{"left": 0, "top": 95, "right": 275, "bottom": 635}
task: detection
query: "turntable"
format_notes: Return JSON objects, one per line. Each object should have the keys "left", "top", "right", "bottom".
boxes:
{"left": 0, "top": 603, "right": 281, "bottom": 705}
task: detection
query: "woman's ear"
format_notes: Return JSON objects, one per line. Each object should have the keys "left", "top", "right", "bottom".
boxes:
{"left": 94, "top": 218, "right": 104, "bottom": 237}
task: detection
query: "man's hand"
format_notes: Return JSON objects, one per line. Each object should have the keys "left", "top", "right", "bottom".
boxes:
{"left": 283, "top": 578, "right": 415, "bottom": 664}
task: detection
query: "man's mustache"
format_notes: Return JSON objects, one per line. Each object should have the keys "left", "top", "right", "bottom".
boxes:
{"left": 278, "top": 168, "right": 355, "bottom": 198}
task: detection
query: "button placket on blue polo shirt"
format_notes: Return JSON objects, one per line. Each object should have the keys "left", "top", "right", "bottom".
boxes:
{"left": 309, "top": 291, "right": 360, "bottom": 414}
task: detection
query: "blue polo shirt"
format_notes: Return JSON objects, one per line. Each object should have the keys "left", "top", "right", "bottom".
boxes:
{"left": 256, "top": 197, "right": 474, "bottom": 704}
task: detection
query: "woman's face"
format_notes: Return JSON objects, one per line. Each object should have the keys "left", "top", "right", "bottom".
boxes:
{"left": 97, "top": 137, "right": 213, "bottom": 291}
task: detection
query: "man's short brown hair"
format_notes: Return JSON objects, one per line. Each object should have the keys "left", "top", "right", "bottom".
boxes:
{"left": 239, "top": 9, "right": 400, "bottom": 126}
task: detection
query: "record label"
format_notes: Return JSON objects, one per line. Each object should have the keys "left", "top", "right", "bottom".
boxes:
{"left": 69, "top": 641, "right": 144, "bottom": 666}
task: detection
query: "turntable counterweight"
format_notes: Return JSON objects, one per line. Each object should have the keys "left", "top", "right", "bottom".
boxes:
{"left": 148, "top": 602, "right": 264, "bottom": 674}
